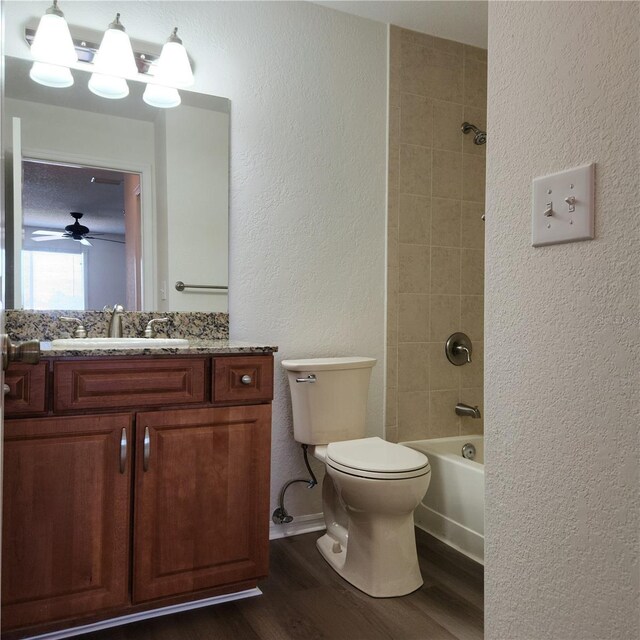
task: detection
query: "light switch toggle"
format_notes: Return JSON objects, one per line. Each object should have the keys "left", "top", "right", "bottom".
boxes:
{"left": 543, "top": 202, "right": 553, "bottom": 217}
{"left": 564, "top": 196, "right": 576, "bottom": 212}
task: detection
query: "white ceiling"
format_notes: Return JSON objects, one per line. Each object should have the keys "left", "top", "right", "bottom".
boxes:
{"left": 313, "top": 1, "right": 488, "bottom": 48}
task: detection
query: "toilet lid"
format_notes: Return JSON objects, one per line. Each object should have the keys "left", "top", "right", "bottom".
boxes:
{"left": 326, "top": 437, "right": 429, "bottom": 475}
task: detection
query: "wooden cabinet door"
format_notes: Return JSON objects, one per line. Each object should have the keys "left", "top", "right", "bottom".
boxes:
{"left": 133, "top": 405, "right": 271, "bottom": 603}
{"left": 2, "top": 414, "right": 133, "bottom": 630}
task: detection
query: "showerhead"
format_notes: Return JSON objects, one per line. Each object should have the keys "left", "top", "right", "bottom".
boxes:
{"left": 461, "top": 122, "right": 487, "bottom": 145}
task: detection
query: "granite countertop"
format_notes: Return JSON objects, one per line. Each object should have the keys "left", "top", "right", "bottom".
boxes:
{"left": 39, "top": 339, "right": 278, "bottom": 358}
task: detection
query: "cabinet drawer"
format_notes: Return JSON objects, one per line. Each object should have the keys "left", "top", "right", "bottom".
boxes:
{"left": 213, "top": 356, "right": 273, "bottom": 404}
{"left": 54, "top": 358, "right": 206, "bottom": 412}
{"left": 5, "top": 363, "right": 48, "bottom": 416}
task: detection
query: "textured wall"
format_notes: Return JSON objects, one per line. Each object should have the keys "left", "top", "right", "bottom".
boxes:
{"left": 486, "top": 2, "right": 639, "bottom": 639}
{"left": 3, "top": 1, "right": 387, "bottom": 519}
{"left": 387, "top": 26, "right": 486, "bottom": 444}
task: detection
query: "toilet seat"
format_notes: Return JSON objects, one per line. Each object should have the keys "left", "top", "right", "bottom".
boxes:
{"left": 326, "top": 437, "right": 430, "bottom": 480}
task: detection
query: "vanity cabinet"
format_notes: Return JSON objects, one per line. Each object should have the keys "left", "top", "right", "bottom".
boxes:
{"left": 2, "top": 414, "right": 132, "bottom": 630}
{"left": 133, "top": 405, "right": 270, "bottom": 603}
{"left": 2, "top": 353, "right": 273, "bottom": 638}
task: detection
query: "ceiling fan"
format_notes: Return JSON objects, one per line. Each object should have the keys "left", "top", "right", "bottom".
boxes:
{"left": 31, "top": 212, "right": 124, "bottom": 247}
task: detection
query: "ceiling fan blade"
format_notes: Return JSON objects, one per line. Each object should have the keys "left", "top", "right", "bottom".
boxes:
{"left": 80, "top": 238, "right": 92, "bottom": 246}
{"left": 32, "top": 236, "right": 68, "bottom": 242}
{"left": 85, "top": 236, "right": 125, "bottom": 244}
{"left": 32, "top": 230, "right": 64, "bottom": 236}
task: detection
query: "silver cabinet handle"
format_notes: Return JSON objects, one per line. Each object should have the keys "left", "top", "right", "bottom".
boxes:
{"left": 143, "top": 426, "right": 150, "bottom": 472}
{"left": 241, "top": 374, "right": 252, "bottom": 385}
{"left": 296, "top": 374, "right": 317, "bottom": 383}
{"left": 119, "top": 428, "right": 127, "bottom": 474}
{"left": 3, "top": 384, "right": 10, "bottom": 396}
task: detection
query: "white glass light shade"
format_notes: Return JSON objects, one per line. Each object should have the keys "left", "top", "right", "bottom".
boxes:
{"left": 29, "top": 61, "right": 74, "bottom": 88}
{"left": 93, "top": 20, "right": 138, "bottom": 78}
{"left": 88, "top": 73, "right": 129, "bottom": 99}
{"left": 30, "top": 11, "right": 77, "bottom": 66}
{"left": 143, "top": 83, "right": 181, "bottom": 108}
{"left": 155, "top": 40, "right": 194, "bottom": 88}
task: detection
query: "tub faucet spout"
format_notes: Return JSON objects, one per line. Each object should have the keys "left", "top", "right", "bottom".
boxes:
{"left": 455, "top": 403, "right": 481, "bottom": 419}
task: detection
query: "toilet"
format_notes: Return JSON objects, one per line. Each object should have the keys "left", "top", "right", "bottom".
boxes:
{"left": 281, "top": 356, "right": 430, "bottom": 598}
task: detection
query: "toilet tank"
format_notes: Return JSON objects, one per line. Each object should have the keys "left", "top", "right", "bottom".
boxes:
{"left": 281, "top": 357, "right": 376, "bottom": 445}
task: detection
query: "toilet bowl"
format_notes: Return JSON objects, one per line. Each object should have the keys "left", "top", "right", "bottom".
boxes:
{"left": 282, "top": 357, "right": 431, "bottom": 598}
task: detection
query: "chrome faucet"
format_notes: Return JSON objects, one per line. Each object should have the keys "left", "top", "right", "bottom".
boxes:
{"left": 106, "top": 304, "right": 125, "bottom": 338}
{"left": 455, "top": 403, "right": 481, "bottom": 419}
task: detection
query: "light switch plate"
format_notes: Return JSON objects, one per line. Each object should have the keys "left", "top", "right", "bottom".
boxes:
{"left": 532, "top": 163, "right": 595, "bottom": 247}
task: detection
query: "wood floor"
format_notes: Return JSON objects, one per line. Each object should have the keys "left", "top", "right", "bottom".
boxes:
{"left": 79, "top": 529, "right": 483, "bottom": 640}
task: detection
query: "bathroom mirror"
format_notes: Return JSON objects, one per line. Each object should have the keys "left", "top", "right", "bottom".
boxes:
{"left": 2, "top": 55, "right": 230, "bottom": 312}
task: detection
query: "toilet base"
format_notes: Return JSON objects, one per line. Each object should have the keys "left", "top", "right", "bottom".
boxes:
{"left": 316, "top": 522, "right": 424, "bottom": 598}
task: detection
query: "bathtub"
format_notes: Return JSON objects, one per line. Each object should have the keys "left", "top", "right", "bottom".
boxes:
{"left": 402, "top": 435, "right": 484, "bottom": 564}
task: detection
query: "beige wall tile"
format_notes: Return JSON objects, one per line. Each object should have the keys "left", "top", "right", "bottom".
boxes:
{"left": 399, "top": 294, "right": 430, "bottom": 343}
{"left": 431, "top": 198, "right": 461, "bottom": 247}
{"left": 461, "top": 295, "right": 484, "bottom": 341}
{"left": 461, "top": 201, "right": 485, "bottom": 249}
{"left": 461, "top": 249, "right": 484, "bottom": 295}
{"left": 388, "top": 225, "right": 398, "bottom": 264}
{"left": 398, "top": 391, "right": 429, "bottom": 441}
{"left": 401, "top": 44, "right": 463, "bottom": 103}
{"left": 386, "top": 387, "right": 397, "bottom": 428}
{"left": 400, "top": 144, "right": 432, "bottom": 197}
{"left": 433, "top": 101, "right": 464, "bottom": 152}
{"left": 430, "top": 295, "right": 461, "bottom": 342}
{"left": 431, "top": 246, "right": 461, "bottom": 294}
{"left": 429, "top": 342, "right": 460, "bottom": 391}
{"left": 389, "top": 143, "right": 400, "bottom": 191}
{"left": 429, "top": 389, "right": 460, "bottom": 437}
{"left": 462, "top": 106, "right": 486, "bottom": 156}
{"left": 399, "top": 194, "right": 431, "bottom": 245}
{"left": 388, "top": 188, "right": 399, "bottom": 230}
{"left": 398, "top": 343, "right": 430, "bottom": 391}
{"left": 385, "top": 425, "right": 399, "bottom": 443}
{"left": 459, "top": 387, "right": 483, "bottom": 435}
{"left": 399, "top": 244, "right": 430, "bottom": 293}
{"left": 460, "top": 342, "right": 483, "bottom": 388}
{"left": 390, "top": 26, "right": 402, "bottom": 66}
{"left": 389, "top": 105, "right": 401, "bottom": 147}
{"left": 386, "top": 346, "right": 398, "bottom": 389}
{"left": 463, "top": 44, "right": 487, "bottom": 64}
{"left": 433, "top": 150, "right": 462, "bottom": 199}
{"left": 387, "top": 297, "right": 397, "bottom": 346}
{"left": 462, "top": 154, "right": 486, "bottom": 203}
{"left": 431, "top": 36, "right": 464, "bottom": 57}
{"left": 400, "top": 93, "right": 433, "bottom": 147}
{"left": 399, "top": 27, "right": 434, "bottom": 49}
{"left": 463, "top": 58, "right": 487, "bottom": 108}
{"left": 390, "top": 72, "right": 401, "bottom": 108}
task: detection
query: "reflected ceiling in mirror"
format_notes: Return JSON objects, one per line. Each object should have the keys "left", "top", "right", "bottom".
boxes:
{"left": 3, "top": 55, "right": 230, "bottom": 313}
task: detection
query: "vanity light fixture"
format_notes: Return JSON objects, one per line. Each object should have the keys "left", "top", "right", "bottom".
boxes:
{"left": 29, "top": 0, "right": 77, "bottom": 88}
{"left": 142, "top": 28, "right": 193, "bottom": 109}
{"left": 26, "top": 9, "right": 194, "bottom": 109}
{"left": 88, "top": 13, "right": 137, "bottom": 99}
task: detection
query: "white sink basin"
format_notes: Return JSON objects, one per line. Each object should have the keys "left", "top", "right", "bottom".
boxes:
{"left": 50, "top": 338, "right": 190, "bottom": 350}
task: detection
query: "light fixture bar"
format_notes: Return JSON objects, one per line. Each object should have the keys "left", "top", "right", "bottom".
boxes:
{"left": 25, "top": 26, "right": 159, "bottom": 75}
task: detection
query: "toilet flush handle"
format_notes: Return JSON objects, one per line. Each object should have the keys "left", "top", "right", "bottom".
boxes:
{"left": 296, "top": 374, "right": 317, "bottom": 383}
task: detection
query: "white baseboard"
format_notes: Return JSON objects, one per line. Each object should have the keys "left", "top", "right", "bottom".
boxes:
{"left": 25, "top": 588, "right": 262, "bottom": 640}
{"left": 269, "top": 512, "right": 325, "bottom": 540}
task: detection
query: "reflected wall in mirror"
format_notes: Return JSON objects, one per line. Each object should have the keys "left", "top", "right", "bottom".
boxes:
{"left": 3, "top": 55, "right": 230, "bottom": 312}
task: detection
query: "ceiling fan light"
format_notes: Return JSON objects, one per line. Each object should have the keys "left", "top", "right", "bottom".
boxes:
{"left": 88, "top": 72, "right": 129, "bottom": 99}
{"left": 30, "top": 1, "right": 77, "bottom": 67}
{"left": 93, "top": 13, "right": 138, "bottom": 78}
{"left": 154, "top": 28, "right": 194, "bottom": 88}
{"left": 30, "top": 61, "right": 74, "bottom": 88}
{"left": 143, "top": 83, "right": 181, "bottom": 109}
